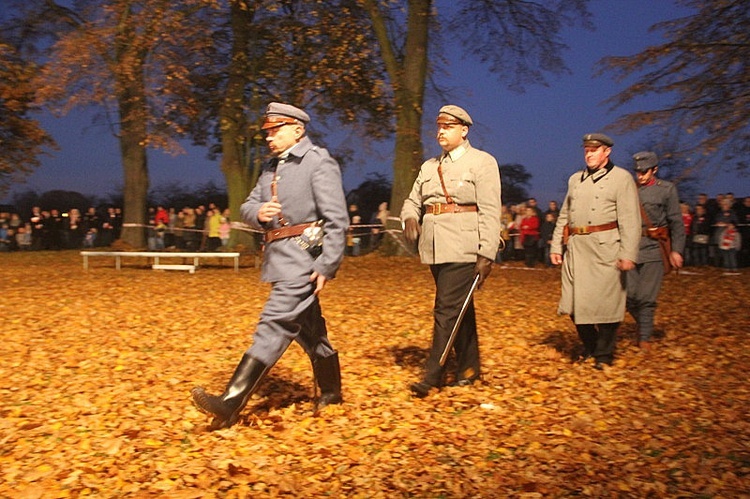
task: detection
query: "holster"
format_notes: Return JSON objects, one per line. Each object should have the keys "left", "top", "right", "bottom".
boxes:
{"left": 646, "top": 226, "right": 673, "bottom": 273}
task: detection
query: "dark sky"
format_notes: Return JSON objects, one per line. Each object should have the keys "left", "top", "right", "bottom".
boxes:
{"left": 3, "top": 0, "right": 742, "bottom": 207}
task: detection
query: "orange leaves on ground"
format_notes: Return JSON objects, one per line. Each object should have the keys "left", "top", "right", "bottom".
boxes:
{"left": 0, "top": 251, "right": 749, "bottom": 497}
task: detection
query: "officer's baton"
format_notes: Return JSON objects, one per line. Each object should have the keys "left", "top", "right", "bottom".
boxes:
{"left": 439, "top": 273, "right": 480, "bottom": 367}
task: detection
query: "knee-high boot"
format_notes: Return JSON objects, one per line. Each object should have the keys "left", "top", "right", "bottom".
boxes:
{"left": 313, "top": 351, "right": 342, "bottom": 412}
{"left": 191, "top": 354, "right": 269, "bottom": 430}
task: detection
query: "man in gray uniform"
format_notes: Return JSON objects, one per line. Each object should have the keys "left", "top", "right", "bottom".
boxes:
{"left": 626, "top": 151, "right": 685, "bottom": 350}
{"left": 550, "top": 133, "right": 641, "bottom": 369}
{"left": 401, "top": 105, "right": 502, "bottom": 397}
{"left": 192, "top": 102, "right": 349, "bottom": 430}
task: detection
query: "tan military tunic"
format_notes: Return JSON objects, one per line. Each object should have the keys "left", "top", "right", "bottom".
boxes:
{"left": 401, "top": 140, "right": 502, "bottom": 263}
{"left": 551, "top": 162, "right": 641, "bottom": 324}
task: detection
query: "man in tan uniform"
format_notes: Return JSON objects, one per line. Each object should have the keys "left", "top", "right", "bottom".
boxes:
{"left": 402, "top": 105, "right": 502, "bottom": 396}
{"left": 550, "top": 133, "right": 641, "bottom": 369}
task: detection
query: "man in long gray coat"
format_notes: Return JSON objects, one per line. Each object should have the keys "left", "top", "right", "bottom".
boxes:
{"left": 192, "top": 102, "right": 349, "bottom": 430}
{"left": 402, "top": 105, "right": 502, "bottom": 396}
{"left": 550, "top": 133, "right": 641, "bottom": 370}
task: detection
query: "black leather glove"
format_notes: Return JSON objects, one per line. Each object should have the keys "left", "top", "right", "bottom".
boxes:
{"left": 403, "top": 218, "right": 421, "bottom": 244}
{"left": 474, "top": 255, "right": 493, "bottom": 288}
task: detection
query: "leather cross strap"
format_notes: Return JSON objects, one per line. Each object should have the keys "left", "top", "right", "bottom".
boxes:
{"left": 568, "top": 221, "right": 618, "bottom": 236}
{"left": 270, "top": 159, "right": 289, "bottom": 227}
{"left": 265, "top": 222, "right": 317, "bottom": 243}
{"left": 436, "top": 156, "right": 454, "bottom": 205}
{"left": 425, "top": 203, "right": 478, "bottom": 215}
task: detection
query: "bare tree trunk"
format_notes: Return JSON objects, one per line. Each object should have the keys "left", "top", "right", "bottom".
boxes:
{"left": 117, "top": 67, "right": 149, "bottom": 248}
{"left": 365, "top": 0, "right": 431, "bottom": 253}
{"left": 220, "top": 0, "right": 259, "bottom": 250}
{"left": 391, "top": 0, "right": 430, "bottom": 216}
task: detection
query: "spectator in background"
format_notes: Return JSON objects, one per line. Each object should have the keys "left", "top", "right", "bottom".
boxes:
{"left": 165, "top": 207, "right": 178, "bottom": 249}
{"left": 30, "top": 206, "right": 45, "bottom": 250}
{"left": 497, "top": 204, "right": 514, "bottom": 263}
{"left": 680, "top": 203, "right": 693, "bottom": 266}
{"left": 718, "top": 223, "right": 741, "bottom": 272}
{"left": 147, "top": 208, "right": 166, "bottom": 251}
{"left": 16, "top": 223, "right": 32, "bottom": 250}
{"left": 519, "top": 206, "right": 540, "bottom": 267}
{"left": 112, "top": 207, "right": 123, "bottom": 240}
{"left": 527, "top": 198, "right": 543, "bottom": 221}
{"left": 715, "top": 198, "right": 740, "bottom": 271}
{"left": 84, "top": 207, "right": 100, "bottom": 248}
{"left": 182, "top": 207, "right": 198, "bottom": 251}
{"left": 0, "top": 222, "right": 10, "bottom": 252}
{"left": 173, "top": 210, "right": 186, "bottom": 250}
{"left": 219, "top": 215, "right": 232, "bottom": 248}
{"left": 690, "top": 204, "right": 711, "bottom": 266}
{"left": 98, "top": 207, "right": 117, "bottom": 247}
{"left": 154, "top": 205, "right": 169, "bottom": 226}
{"left": 545, "top": 200, "right": 559, "bottom": 219}
{"left": 46, "top": 209, "right": 64, "bottom": 250}
{"left": 510, "top": 203, "right": 525, "bottom": 260}
{"left": 539, "top": 211, "right": 557, "bottom": 267}
{"left": 64, "top": 208, "right": 86, "bottom": 249}
{"left": 206, "top": 208, "right": 223, "bottom": 251}
{"left": 9, "top": 212, "right": 22, "bottom": 239}
{"left": 737, "top": 196, "right": 750, "bottom": 267}
{"left": 369, "top": 201, "right": 389, "bottom": 250}
{"left": 194, "top": 205, "right": 207, "bottom": 250}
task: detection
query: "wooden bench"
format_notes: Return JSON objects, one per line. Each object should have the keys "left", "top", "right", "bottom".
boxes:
{"left": 152, "top": 264, "right": 196, "bottom": 273}
{"left": 81, "top": 251, "right": 241, "bottom": 271}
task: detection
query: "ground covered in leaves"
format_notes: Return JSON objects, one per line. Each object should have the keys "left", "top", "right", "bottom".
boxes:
{"left": 1, "top": 251, "right": 749, "bottom": 498}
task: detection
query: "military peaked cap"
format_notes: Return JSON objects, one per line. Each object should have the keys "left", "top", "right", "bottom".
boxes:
{"left": 633, "top": 151, "right": 658, "bottom": 171}
{"left": 582, "top": 133, "right": 614, "bottom": 147}
{"left": 437, "top": 105, "right": 473, "bottom": 126}
{"left": 262, "top": 102, "right": 310, "bottom": 130}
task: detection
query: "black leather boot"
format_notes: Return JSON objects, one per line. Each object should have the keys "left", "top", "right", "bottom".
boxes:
{"left": 313, "top": 351, "right": 342, "bottom": 412}
{"left": 191, "top": 354, "right": 268, "bottom": 430}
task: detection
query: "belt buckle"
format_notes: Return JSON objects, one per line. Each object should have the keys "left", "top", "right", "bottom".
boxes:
{"left": 573, "top": 226, "right": 588, "bottom": 235}
{"left": 433, "top": 203, "right": 442, "bottom": 215}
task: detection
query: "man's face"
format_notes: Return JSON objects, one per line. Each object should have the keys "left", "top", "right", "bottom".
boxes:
{"left": 436, "top": 115, "right": 467, "bottom": 152}
{"left": 583, "top": 145, "right": 611, "bottom": 170}
{"left": 636, "top": 167, "right": 657, "bottom": 186}
{"left": 265, "top": 123, "right": 303, "bottom": 156}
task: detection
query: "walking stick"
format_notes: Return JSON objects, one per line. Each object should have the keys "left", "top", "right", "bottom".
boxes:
{"left": 439, "top": 273, "right": 481, "bottom": 367}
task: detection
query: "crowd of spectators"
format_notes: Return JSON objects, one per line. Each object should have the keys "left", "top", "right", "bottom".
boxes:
{"left": 497, "top": 193, "right": 750, "bottom": 271}
{"left": 1, "top": 193, "right": 748, "bottom": 271}
{"left": 0, "top": 202, "right": 233, "bottom": 253}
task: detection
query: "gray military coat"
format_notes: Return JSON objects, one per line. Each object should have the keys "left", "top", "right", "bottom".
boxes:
{"left": 241, "top": 136, "right": 349, "bottom": 283}
{"left": 551, "top": 162, "right": 641, "bottom": 324}
{"left": 401, "top": 140, "right": 502, "bottom": 264}
{"left": 636, "top": 179, "right": 685, "bottom": 263}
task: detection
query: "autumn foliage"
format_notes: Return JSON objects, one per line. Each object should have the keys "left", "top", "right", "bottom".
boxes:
{"left": 1, "top": 251, "right": 748, "bottom": 497}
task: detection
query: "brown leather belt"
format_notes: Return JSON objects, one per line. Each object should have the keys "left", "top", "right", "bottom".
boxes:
{"left": 568, "top": 221, "right": 618, "bottom": 236}
{"left": 265, "top": 222, "right": 314, "bottom": 243}
{"left": 425, "top": 203, "right": 478, "bottom": 215}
